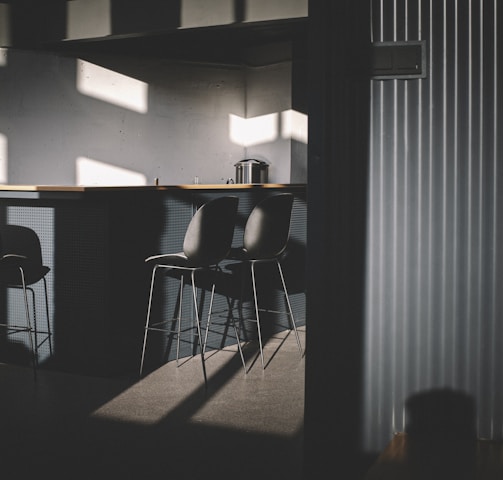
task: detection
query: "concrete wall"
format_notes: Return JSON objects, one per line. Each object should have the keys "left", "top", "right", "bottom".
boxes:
{"left": 0, "top": 47, "right": 304, "bottom": 185}
{"left": 64, "top": 0, "right": 308, "bottom": 40}
{"left": 0, "top": 1, "right": 307, "bottom": 44}
{"left": 245, "top": 60, "right": 293, "bottom": 182}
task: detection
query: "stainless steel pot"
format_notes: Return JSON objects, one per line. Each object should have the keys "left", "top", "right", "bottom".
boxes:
{"left": 234, "top": 159, "right": 269, "bottom": 184}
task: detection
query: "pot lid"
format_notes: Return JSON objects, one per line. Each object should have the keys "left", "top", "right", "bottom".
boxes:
{"left": 234, "top": 158, "right": 269, "bottom": 167}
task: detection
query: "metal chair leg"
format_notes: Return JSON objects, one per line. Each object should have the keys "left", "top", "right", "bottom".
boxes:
{"left": 28, "top": 287, "right": 37, "bottom": 354}
{"left": 202, "top": 269, "right": 247, "bottom": 373}
{"left": 26, "top": 282, "right": 52, "bottom": 361}
{"left": 140, "top": 265, "right": 158, "bottom": 376}
{"left": 190, "top": 270, "right": 207, "bottom": 388}
{"left": 229, "top": 296, "right": 247, "bottom": 373}
{"left": 42, "top": 277, "right": 53, "bottom": 355}
{"left": 19, "top": 267, "right": 37, "bottom": 381}
{"left": 276, "top": 260, "right": 303, "bottom": 357}
{"left": 250, "top": 261, "right": 265, "bottom": 369}
{"left": 202, "top": 269, "right": 216, "bottom": 354}
{"left": 176, "top": 274, "right": 183, "bottom": 366}
{"left": 236, "top": 263, "right": 249, "bottom": 342}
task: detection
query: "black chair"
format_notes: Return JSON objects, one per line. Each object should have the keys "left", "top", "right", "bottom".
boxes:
{"left": 140, "top": 196, "right": 244, "bottom": 386}
{"left": 0, "top": 225, "right": 52, "bottom": 380}
{"left": 221, "top": 193, "right": 303, "bottom": 370}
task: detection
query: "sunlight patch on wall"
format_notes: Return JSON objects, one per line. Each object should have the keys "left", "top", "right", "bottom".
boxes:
{"left": 76, "top": 156, "right": 147, "bottom": 186}
{"left": 0, "top": 133, "right": 7, "bottom": 182}
{"left": 0, "top": 5, "right": 10, "bottom": 48}
{"left": 245, "top": 0, "right": 308, "bottom": 22}
{"left": 76, "top": 59, "right": 148, "bottom": 114}
{"left": 66, "top": 0, "right": 111, "bottom": 39}
{"left": 229, "top": 112, "right": 279, "bottom": 147}
{"left": 0, "top": 48, "right": 7, "bottom": 67}
{"left": 180, "top": 0, "right": 234, "bottom": 28}
{"left": 281, "top": 109, "right": 308, "bottom": 144}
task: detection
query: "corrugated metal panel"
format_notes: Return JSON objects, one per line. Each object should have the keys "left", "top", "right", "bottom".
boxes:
{"left": 364, "top": 0, "right": 503, "bottom": 451}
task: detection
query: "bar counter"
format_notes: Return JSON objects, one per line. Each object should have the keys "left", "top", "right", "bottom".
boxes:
{"left": 0, "top": 182, "right": 305, "bottom": 196}
{"left": 0, "top": 183, "right": 306, "bottom": 376}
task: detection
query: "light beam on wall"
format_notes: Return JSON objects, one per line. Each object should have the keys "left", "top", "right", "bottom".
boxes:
{"left": 0, "top": 5, "right": 10, "bottom": 47}
{"left": 0, "top": 48, "right": 6, "bottom": 67}
{"left": 0, "top": 133, "right": 7, "bottom": 182}
{"left": 245, "top": 0, "right": 308, "bottom": 22}
{"left": 281, "top": 109, "right": 308, "bottom": 144}
{"left": 76, "top": 59, "right": 148, "bottom": 114}
{"left": 76, "top": 156, "right": 147, "bottom": 186}
{"left": 229, "top": 110, "right": 308, "bottom": 148}
{"left": 66, "top": 0, "right": 111, "bottom": 39}
{"left": 180, "top": 0, "right": 234, "bottom": 28}
{"left": 229, "top": 113, "right": 279, "bottom": 147}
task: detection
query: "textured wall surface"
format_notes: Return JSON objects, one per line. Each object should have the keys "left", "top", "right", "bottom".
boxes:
{"left": 0, "top": 48, "right": 303, "bottom": 186}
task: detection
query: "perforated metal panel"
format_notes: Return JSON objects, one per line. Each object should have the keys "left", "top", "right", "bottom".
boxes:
{"left": 0, "top": 188, "right": 306, "bottom": 375}
{"left": 4, "top": 207, "right": 54, "bottom": 364}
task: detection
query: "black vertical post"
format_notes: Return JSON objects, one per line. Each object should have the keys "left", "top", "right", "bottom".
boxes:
{"left": 233, "top": 0, "right": 245, "bottom": 23}
{"left": 304, "top": 1, "right": 371, "bottom": 479}
{"left": 8, "top": 0, "right": 66, "bottom": 47}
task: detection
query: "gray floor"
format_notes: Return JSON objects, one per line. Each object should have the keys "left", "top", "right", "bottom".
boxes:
{"left": 0, "top": 328, "right": 305, "bottom": 480}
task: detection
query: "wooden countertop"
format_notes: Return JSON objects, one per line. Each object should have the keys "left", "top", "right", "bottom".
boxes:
{"left": 0, "top": 183, "right": 305, "bottom": 199}
{"left": 0, "top": 183, "right": 304, "bottom": 192}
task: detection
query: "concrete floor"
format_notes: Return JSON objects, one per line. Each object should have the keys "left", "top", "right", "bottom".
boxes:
{"left": 0, "top": 328, "right": 305, "bottom": 480}
{"left": 365, "top": 432, "right": 503, "bottom": 480}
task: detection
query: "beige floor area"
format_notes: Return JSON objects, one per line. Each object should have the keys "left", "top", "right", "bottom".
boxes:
{"left": 0, "top": 328, "right": 305, "bottom": 480}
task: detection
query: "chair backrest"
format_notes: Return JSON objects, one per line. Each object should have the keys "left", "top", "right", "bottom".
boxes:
{"left": 0, "top": 225, "right": 44, "bottom": 264}
{"left": 0, "top": 224, "right": 48, "bottom": 285}
{"left": 243, "top": 193, "right": 294, "bottom": 259}
{"left": 183, "top": 196, "right": 239, "bottom": 266}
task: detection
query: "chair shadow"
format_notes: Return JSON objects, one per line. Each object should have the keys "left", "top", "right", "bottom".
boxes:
{"left": 0, "top": 338, "right": 33, "bottom": 366}
{"left": 365, "top": 388, "right": 480, "bottom": 480}
{"left": 405, "top": 388, "right": 477, "bottom": 480}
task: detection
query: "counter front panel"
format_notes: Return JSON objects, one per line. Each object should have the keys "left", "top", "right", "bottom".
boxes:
{"left": 0, "top": 185, "right": 306, "bottom": 376}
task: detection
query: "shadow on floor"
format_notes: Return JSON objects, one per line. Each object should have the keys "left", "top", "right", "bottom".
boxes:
{"left": 0, "top": 329, "right": 305, "bottom": 480}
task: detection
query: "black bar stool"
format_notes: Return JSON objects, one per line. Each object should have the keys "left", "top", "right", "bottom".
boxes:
{"left": 140, "top": 196, "right": 243, "bottom": 387}
{"left": 220, "top": 193, "right": 303, "bottom": 370}
{"left": 0, "top": 225, "right": 52, "bottom": 380}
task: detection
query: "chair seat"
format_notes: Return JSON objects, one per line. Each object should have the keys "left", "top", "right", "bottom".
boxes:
{"left": 226, "top": 247, "right": 249, "bottom": 261}
{"left": 0, "top": 255, "right": 50, "bottom": 285}
{"left": 227, "top": 247, "right": 282, "bottom": 262}
{"left": 145, "top": 252, "right": 196, "bottom": 268}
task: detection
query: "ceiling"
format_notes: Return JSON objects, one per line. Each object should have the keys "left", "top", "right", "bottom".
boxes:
{"left": 42, "top": 18, "right": 308, "bottom": 66}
